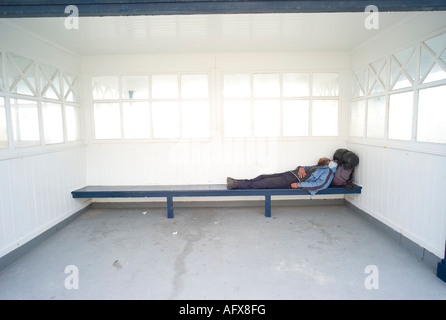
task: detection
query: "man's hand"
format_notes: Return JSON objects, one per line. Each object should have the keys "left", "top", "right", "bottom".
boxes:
{"left": 291, "top": 183, "right": 298, "bottom": 189}
{"left": 298, "top": 167, "right": 306, "bottom": 178}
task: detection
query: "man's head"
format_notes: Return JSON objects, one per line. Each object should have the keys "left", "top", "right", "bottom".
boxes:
{"left": 317, "top": 157, "right": 331, "bottom": 166}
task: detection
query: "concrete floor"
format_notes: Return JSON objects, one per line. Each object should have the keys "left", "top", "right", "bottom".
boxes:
{"left": 0, "top": 203, "right": 445, "bottom": 300}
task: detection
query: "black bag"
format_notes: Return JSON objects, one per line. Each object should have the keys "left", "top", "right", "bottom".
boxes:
{"left": 331, "top": 149, "right": 359, "bottom": 188}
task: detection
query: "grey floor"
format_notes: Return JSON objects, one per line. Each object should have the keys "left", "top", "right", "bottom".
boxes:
{"left": 0, "top": 203, "right": 445, "bottom": 300}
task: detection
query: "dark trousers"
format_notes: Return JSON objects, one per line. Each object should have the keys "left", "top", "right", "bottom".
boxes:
{"left": 236, "top": 171, "right": 298, "bottom": 189}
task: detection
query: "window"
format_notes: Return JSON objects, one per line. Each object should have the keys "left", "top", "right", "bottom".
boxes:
{"left": 92, "top": 74, "right": 210, "bottom": 140}
{"left": 152, "top": 101, "right": 180, "bottom": 138}
{"left": 42, "top": 102, "right": 64, "bottom": 144}
{"left": 417, "top": 85, "right": 446, "bottom": 143}
{"left": 312, "top": 100, "right": 338, "bottom": 136}
{"left": 0, "top": 97, "right": 8, "bottom": 148}
{"left": 388, "top": 92, "right": 413, "bottom": 141}
{"left": 283, "top": 100, "right": 309, "bottom": 136}
{"left": 0, "top": 51, "right": 82, "bottom": 150}
{"left": 223, "top": 72, "right": 338, "bottom": 138}
{"left": 93, "top": 102, "right": 121, "bottom": 139}
{"left": 367, "top": 96, "right": 386, "bottom": 139}
{"left": 123, "top": 102, "right": 151, "bottom": 139}
{"left": 351, "top": 31, "right": 446, "bottom": 146}
{"left": 350, "top": 100, "right": 366, "bottom": 137}
{"left": 65, "top": 105, "right": 82, "bottom": 142}
{"left": 7, "top": 53, "right": 37, "bottom": 97}
{"left": 11, "top": 99, "right": 40, "bottom": 146}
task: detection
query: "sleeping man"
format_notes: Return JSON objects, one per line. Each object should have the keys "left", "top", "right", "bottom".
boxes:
{"left": 226, "top": 157, "right": 338, "bottom": 195}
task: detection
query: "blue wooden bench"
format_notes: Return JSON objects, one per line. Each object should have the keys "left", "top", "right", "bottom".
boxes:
{"left": 71, "top": 184, "right": 362, "bottom": 218}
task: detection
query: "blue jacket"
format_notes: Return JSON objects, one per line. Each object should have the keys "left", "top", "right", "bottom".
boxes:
{"left": 297, "top": 165, "right": 337, "bottom": 195}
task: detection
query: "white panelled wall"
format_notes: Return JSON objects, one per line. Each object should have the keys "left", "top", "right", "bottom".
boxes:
{"left": 0, "top": 21, "right": 88, "bottom": 259}
{"left": 347, "top": 13, "right": 446, "bottom": 259}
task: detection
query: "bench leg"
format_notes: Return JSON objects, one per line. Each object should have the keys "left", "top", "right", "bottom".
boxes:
{"left": 265, "top": 195, "right": 271, "bottom": 218}
{"left": 167, "top": 196, "right": 174, "bottom": 219}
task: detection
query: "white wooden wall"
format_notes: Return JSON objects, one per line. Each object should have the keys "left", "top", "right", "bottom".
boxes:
{"left": 0, "top": 21, "right": 88, "bottom": 259}
{"left": 347, "top": 13, "right": 446, "bottom": 259}
{"left": 0, "top": 147, "right": 87, "bottom": 258}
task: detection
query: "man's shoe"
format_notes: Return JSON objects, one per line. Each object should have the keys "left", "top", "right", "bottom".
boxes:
{"left": 227, "top": 177, "right": 238, "bottom": 190}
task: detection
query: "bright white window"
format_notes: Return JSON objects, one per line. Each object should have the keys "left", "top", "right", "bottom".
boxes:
{"left": 313, "top": 73, "right": 339, "bottom": 96}
{"left": 388, "top": 91, "right": 413, "bottom": 141}
{"left": 350, "top": 100, "right": 366, "bottom": 137}
{"left": 224, "top": 74, "right": 250, "bottom": 98}
{"left": 182, "top": 101, "right": 209, "bottom": 138}
{"left": 65, "top": 105, "right": 81, "bottom": 142}
{"left": 7, "top": 53, "right": 37, "bottom": 97}
{"left": 367, "top": 96, "right": 386, "bottom": 139}
{"left": 152, "top": 75, "right": 178, "bottom": 99}
{"left": 92, "top": 76, "right": 119, "bottom": 100}
{"left": 11, "top": 99, "right": 40, "bottom": 145}
{"left": 312, "top": 100, "right": 338, "bottom": 136}
{"left": 122, "top": 76, "right": 149, "bottom": 99}
{"left": 0, "top": 97, "right": 8, "bottom": 148}
{"left": 417, "top": 85, "right": 446, "bottom": 143}
{"left": 253, "top": 74, "right": 280, "bottom": 98}
{"left": 224, "top": 100, "right": 250, "bottom": 137}
{"left": 152, "top": 101, "right": 180, "bottom": 138}
{"left": 42, "top": 102, "right": 64, "bottom": 144}
{"left": 283, "top": 100, "right": 309, "bottom": 136}
{"left": 123, "top": 102, "right": 151, "bottom": 139}
{"left": 283, "top": 73, "right": 309, "bottom": 97}
{"left": 93, "top": 102, "right": 121, "bottom": 139}
{"left": 181, "top": 75, "right": 208, "bottom": 99}
{"left": 253, "top": 100, "right": 280, "bottom": 137}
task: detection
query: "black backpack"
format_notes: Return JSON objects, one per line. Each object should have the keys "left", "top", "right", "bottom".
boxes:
{"left": 331, "top": 149, "right": 359, "bottom": 189}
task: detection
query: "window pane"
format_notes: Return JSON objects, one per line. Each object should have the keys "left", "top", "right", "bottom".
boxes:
{"left": 182, "top": 101, "right": 209, "bottom": 138}
{"left": 152, "top": 75, "right": 178, "bottom": 99}
{"left": 312, "top": 100, "right": 338, "bottom": 136}
{"left": 8, "top": 53, "right": 37, "bottom": 96}
{"left": 11, "top": 99, "right": 40, "bottom": 144}
{"left": 367, "top": 96, "right": 386, "bottom": 139}
{"left": 65, "top": 105, "right": 81, "bottom": 142}
{"left": 92, "top": 76, "right": 119, "bottom": 100}
{"left": 0, "top": 98, "right": 7, "bottom": 148}
{"left": 417, "top": 85, "right": 446, "bottom": 143}
{"left": 64, "top": 73, "right": 79, "bottom": 102}
{"left": 181, "top": 75, "right": 208, "bottom": 99}
{"left": 42, "top": 102, "right": 64, "bottom": 144}
{"left": 253, "top": 74, "right": 280, "bottom": 97}
{"left": 152, "top": 102, "right": 180, "bottom": 138}
{"left": 93, "top": 102, "right": 121, "bottom": 139}
{"left": 122, "top": 76, "right": 149, "bottom": 99}
{"left": 253, "top": 100, "right": 280, "bottom": 136}
{"left": 283, "top": 73, "right": 309, "bottom": 97}
{"left": 313, "top": 73, "right": 339, "bottom": 96}
{"left": 224, "top": 100, "right": 250, "bottom": 137}
{"left": 350, "top": 100, "right": 366, "bottom": 137}
{"left": 122, "top": 102, "right": 150, "bottom": 139}
{"left": 224, "top": 74, "right": 250, "bottom": 98}
{"left": 283, "top": 100, "right": 309, "bottom": 136}
{"left": 388, "top": 92, "right": 413, "bottom": 141}
{"left": 40, "top": 64, "right": 61, "bottom": 100}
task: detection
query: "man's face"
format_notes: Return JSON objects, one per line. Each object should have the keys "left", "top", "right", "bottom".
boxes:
{"left": 317, "top": 157, "right": 330, "bottom": 166}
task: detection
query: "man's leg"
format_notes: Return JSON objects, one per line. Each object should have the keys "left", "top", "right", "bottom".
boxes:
{"left": 237, "top": 172, "right": 293, "bottom": 189}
